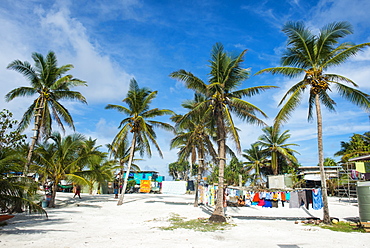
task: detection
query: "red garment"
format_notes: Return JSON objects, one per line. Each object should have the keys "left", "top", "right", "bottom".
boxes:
{"left": 252, "top": 192, "right": 260, "bottom": 202}
{"left": 281, "top": 192, "right": 286, "bottom": 201}
{"left": 257, "top": 199, "right": 265, "bottom": 206}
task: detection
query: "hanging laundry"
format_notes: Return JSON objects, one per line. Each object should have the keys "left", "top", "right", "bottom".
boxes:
{"left": 285, "top": 192, "right": 291, "bottom": 202}
{"left": 289, "top": 191, "right": 299, "bottom": 208}
{"left": 298, "top": 191, "right": 307, "bottom": 208}
{"left": 312, "top": 188, "right": 323, "bottom": 210}
{"left": 304, "top": 189, "right": 313, "bottom": 209}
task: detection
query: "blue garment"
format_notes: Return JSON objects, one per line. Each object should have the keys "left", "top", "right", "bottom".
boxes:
{"left": 263, "top": 199, "right": 272, "bottom": 208}
{"left": 265, "top": 192, "right": 272, "bottom": 200}
{"left": 285, "top": 192, "right": 291, "bottom": 201}
{"left": 312, "top": 188, "right": 323, "bottom": 210}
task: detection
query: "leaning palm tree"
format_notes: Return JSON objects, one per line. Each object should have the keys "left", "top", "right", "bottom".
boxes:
{"left": 105, "top": 78, "right": 174, "bottom": 205}
{"left": 257, "top": 126, "right": 300, "bottom": 175}
{"left": 170, "top": 43, "right": 276, "bottom": 222}
{"left": 171, "top": 94, "right": 217, "bottom": 207}
{"left": 5, "top": 51, "right": 87, "bottom": 173}
{"left": 256, "top": 21, "right": 370, "bottom": 224}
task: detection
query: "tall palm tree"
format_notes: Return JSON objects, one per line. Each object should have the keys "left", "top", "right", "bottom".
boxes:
{"left": 5, "top": 51, "right": 87, "bottom": 173}
{"left": 256, "top": 21, "right": 370, "bottom": 224}
{"left": 242, "top": 143, "right": 270, "bottom": 187}
{"left": 33, "top": 132, "right": 88, "bottom": 207}
{"left": 105, "top": 78, "right": 174, "bottom": 205}
{"left": 170, "top": 43, "right": 276, "bottom": 222}
{"left": 171, "top": 93, "right": 217, "bottom": 207}
{"left": 257, "top": 126, "right": 300, "bottom": 175}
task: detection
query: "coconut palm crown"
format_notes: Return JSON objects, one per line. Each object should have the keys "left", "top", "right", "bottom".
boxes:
{"left": 5, "top": 51, "right": 87, "bottom": 172}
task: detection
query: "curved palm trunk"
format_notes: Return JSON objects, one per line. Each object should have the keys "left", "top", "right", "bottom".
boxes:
{"left": 209, "top": 110, "right": 227, "bottom": 222}
{"left": 194, "top": 150, "right": 204, "bottom": 207}
{"left": 117, "top": 132, "right": 136, "bottom": 206}
{"left": 25, "top": 100, "right": 44, "bottom": 173}
{"left": 49, "top": 179, "right": 59, "bottom": 208}
{"left": 315, "top": 94, "right": 330, "bottom": 224}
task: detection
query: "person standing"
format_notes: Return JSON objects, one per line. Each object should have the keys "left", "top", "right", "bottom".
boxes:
{"left": 113, "top": 181, "right": 119, "bottom": 199}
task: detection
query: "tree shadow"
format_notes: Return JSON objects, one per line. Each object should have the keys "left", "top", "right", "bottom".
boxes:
{"left": 144, "top": 200, "right": 192, "bottom": 206}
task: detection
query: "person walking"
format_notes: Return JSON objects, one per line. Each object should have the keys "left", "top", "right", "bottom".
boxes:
{"left": 73, "top": 184, "right": 81, "bottom": 199}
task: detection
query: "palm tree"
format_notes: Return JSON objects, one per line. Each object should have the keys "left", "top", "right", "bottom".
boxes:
{"left": 171, "top": 93, "right": 218, "bottom": 207}
{"left": 5, "top": 51, "right": 87, "bottom": 173}
{"left": 256, "top": 21, "right": 370, "bottom": 224}
{"left": 81, "top": 158, "right": 116, "bottom": 194}
{"left": 242, "top": 143, "right": 270, "bottom": 187}
{"left": 257, "top": 126, "right": 300, "bottom": 175}
{"left": 170, "top": 43, "right": 276, "bottom": 222}
{"left": 106, "top": 141, "right": 141, "bottom": 190}
{"left": 33, "top": 132, "right": 88, "bottom": 208}
{"left": 323, "top": 157, "right": 337, "bottom": 167}
{"left": 335, "top": 133, "right": 370, "bottom": 162}
{"left": 0, "top": 143, "right": 46, "bottom": 215}
{"left": 75, "top": 138, "right": 116, "bottom": 194}
{"left": 105, "top": 78, "right": 174, "bottom": 205}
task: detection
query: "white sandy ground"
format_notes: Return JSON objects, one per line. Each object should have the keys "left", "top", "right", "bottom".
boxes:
{"left": 0, "top": 193, "right": 369, "bottom": 248}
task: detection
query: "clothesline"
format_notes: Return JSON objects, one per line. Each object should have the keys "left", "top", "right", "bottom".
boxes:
{"left": 197, "top": 185, "right": 323, "bottom": 210}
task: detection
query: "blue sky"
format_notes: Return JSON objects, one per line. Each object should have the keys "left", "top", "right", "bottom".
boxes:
{"left": 1, "top": 0, "right": 370, "bottom": 179}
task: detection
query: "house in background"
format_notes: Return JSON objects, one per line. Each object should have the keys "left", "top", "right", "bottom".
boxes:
{"left": 122, "top": 170, "right": 165, "bottom": 184}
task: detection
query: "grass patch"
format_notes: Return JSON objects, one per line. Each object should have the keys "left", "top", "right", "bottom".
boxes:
{"left": 158, "top": 213, "right": 235, "bottom": 232}
{"left": 307, "top": 221, "right": 365, "bottom": 233}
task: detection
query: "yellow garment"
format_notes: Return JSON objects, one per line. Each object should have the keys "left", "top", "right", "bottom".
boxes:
{"left": 355, "top": 162, "right": 370, "bottom": 173}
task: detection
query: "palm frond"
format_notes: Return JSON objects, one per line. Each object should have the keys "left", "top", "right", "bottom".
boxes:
{"left": 334, "top": 82, "right": 370, "bottom": 112}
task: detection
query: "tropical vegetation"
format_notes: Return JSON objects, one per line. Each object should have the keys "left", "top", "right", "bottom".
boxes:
{"left": 1, "top": 21, "right": 370, "bottom": 224}
{"left": 257, "top": 126, "right": 300, "bottom": 175}
{"left": 170, "top": 93, "right": 217, "bottom": 206}
{"left": 242, "top": 143, "right": 270, "bottom": 187}
{"left": 256, "top": 21, "right": 370, "bottom": 224}
{"left": 5, "top": 51, "right": 87, "bottom": 173}
{"left": 335, "top": 132, "right": 370, "bottom": 163}
{"left": 105, "top": 78, "right": 174, "bottom": 205}
{"left": 170, "top": 43, "right": 276, "bottom": 222}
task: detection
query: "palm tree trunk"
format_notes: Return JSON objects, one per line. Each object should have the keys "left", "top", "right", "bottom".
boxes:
{"left": 117, "top": 132, "right": 136, "bottom": 206}
{"left": 25, "top": 100, "right": 44, "bottom": 173}
{"left": 209, "top": 110, "right": 227, "bottom": 222}
{"left": 49, "top": 179, "right": 58, "bottom": 208}
{"left": 194, "top": 150, "right": 204, "bottom": 207}
{"left": 272, "top": 151, "right": 278, "bottom": 175}
{"left": 315, "top": 94, "right": 331, "bottom": 224}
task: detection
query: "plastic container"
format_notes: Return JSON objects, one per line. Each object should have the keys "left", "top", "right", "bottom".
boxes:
{"left": 357, "top": 181, "right": 370, "bottom": 222}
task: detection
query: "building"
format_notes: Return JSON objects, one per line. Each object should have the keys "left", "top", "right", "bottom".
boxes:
{"left": 122, "top": 170, "right": 165, "bottom": 184}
